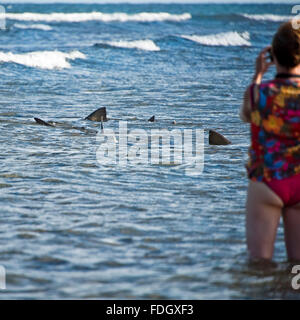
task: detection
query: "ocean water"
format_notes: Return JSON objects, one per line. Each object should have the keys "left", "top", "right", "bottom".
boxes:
{"left": 0, "top": 2, "right": 299, "bottom": 299}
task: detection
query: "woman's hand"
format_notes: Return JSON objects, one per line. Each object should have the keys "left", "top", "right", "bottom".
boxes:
{"left": 253, "top": 46, "right": 274, "bottom": 84}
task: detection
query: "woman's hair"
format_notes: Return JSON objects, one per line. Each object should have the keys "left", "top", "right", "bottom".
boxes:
{"left": 272, "top": 20, "right": 300, "bottom": 69}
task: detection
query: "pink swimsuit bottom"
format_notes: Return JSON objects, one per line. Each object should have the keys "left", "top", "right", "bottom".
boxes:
{"left": 264, "top": 174, "right": 300, "bottom": 207}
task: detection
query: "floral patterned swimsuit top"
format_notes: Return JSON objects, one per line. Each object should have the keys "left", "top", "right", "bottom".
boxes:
{"left": 247, "top": 77, "right": 300, "bottom": 182}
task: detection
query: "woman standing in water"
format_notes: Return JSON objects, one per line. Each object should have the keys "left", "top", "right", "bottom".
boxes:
{"left": 241, "top": 21, "right": 300, "bottom": 261}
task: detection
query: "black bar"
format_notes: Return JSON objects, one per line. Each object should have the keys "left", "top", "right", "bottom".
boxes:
{"left": 0, "top": 300, "right": 292, "bottom": 318}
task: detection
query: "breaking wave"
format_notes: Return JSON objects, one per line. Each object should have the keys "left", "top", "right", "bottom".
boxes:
{"left": 5, "top": 11, "right": 192, "bottom": 23}
{"left": 98, "top": 40, "right": 160, "bottom": 51}
{"left": 0, "top": 50, "right": 86, "bottom": 69}
{"left": 242, "top": 14, "right": 292, "bottom": 22}
{"left": 181, "top": 31, "right": 251, "bottom": 47}
{"left": 14, "top": 23, "right": 53, "bottom": 31}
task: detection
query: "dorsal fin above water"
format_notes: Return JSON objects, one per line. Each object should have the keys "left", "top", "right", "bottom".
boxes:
{"left": 209, "top": 130, "right": 231, "bottom": 145}
{"left": 34, "top": 117, "right": 55, "bottom": 127}
{"left": 85, "top": 107, "right": 107, "bottom": 122}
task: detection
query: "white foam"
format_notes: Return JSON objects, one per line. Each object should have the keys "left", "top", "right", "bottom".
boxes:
{"left": 181, "top": 31, "right": 251, "bottom": 47}
{"left": 14, "top": 23, "right": 53, "bottom": 31}
{"left": 242, "top": 14, "right": 291, "bottom": 22}
{"left": 0, "top": 50, "right": 86, "bottom": 70}
{"left": 5, "top": 12, "right": 191, "bottom": 23}
{"left": 106, "top": 40, "right": 160, "bottom": 51}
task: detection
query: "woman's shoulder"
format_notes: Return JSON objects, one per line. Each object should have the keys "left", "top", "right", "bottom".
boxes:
{"left": 259, "top": 78, "right": 281, "bottom": 88}
{"left": 260, "top": 78, "right": 300, "bottom": 89}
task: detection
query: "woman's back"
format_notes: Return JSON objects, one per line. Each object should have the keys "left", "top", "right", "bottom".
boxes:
{"left": 247, "top": 78, "right": 300, "bottom": 182}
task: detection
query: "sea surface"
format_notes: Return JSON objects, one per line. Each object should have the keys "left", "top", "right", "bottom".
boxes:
{"left": 0, "top": 2, "right": 299, "bottom": 299}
